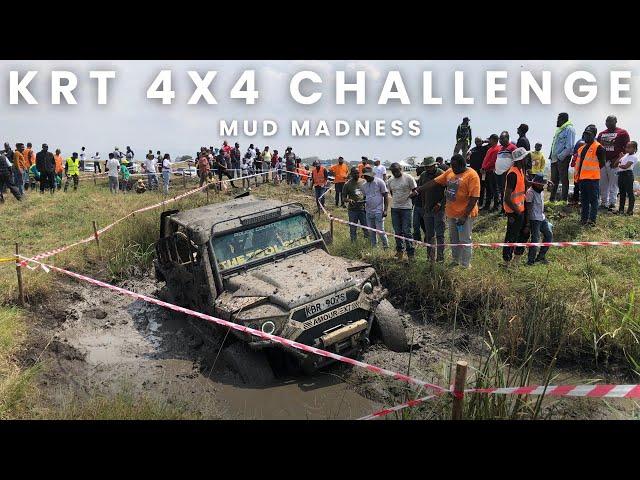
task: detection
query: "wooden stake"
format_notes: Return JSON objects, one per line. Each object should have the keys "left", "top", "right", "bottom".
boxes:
{"left": 183, "top": 173, "right": 187, "bottom": 190}
{"left": 15, "top": 243, "right": 25, "bottom": 306}
{"left": 92, "top": 221, "right": 103, "bottom": 261}
{"left": 93, "top": 173, "right": 97, "bottom": 186}
{"left": 330, "top": 217, "right": 334, "bottom": 240}
{"left": 451, "top": 360, "right": 468, "bottom": 420}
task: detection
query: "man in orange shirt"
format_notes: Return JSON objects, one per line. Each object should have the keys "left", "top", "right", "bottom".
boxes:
{"left": 311, "top": 161, "right": 329, "bottom": 211}
{"left": 22, "top": 142, "right": 35, "bottom": 190}
{"left": 13, "top": 143, "right": 29, "bottom": 196}
{"left": 357, "top": 156, "right": 369, "bottom": 178}
{"left": 330, "top": 156, "right": 349, "bottom": 207}
{"left": 54, "top": 149, "right": 65, "bottom": 190}
{"left": 412, "top": 154, "right": 480, "bottom": 268}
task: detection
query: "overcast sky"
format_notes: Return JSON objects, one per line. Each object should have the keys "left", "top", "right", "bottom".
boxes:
{"left": 2, "top": 60, "right": 639, "bottom": 161}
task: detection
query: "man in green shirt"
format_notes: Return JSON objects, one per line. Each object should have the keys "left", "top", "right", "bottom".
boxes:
{"left": 343, "top": 167, "right": 369, "bottom": 242}
{"left": 120, "top": 162, "right": 132, "bottom": 193}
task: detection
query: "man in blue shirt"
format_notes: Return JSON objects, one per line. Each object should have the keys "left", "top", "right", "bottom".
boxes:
{"left": 549, "top": 112, "right": 576, "bottom": 202}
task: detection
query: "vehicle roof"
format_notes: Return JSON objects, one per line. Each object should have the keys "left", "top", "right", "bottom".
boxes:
{"left": 169, "top": 195, "right": 304, "bottom": 244}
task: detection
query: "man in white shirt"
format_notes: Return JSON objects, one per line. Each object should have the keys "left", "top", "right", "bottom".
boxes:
{"left": 386, "top": 162, "right": 418, "bottom": 260}
{"left": 80, "top": 147, "right": 87, "bottom": 171}
{"left": 106, "top": 153, "right": 120, "bottom": 194}
{"left": 373, "top": 157, "right": 387, "bottom": 181}
{"left": 262, "top": 147, "right": 272, "bottom": 182}
{"left": 161, "top": 154, "right": 172, "bottom": 194}
{"left": 144, "top": 153, "right": 158, "bottom": 190}
{"left": 91, "top": 152, "right": 102, "bottom": 173}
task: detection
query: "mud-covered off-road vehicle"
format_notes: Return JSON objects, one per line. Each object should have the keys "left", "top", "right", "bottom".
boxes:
{"left": 154, "top": 195, "right": 408, "bottom": 384}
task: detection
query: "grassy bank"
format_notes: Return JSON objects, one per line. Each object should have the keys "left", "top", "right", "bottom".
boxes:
{"left": 1, "top": 176, "right": 639, "bottom": 418}
{"left": 0, "top": 176, "right": 224, "bottom": 418}
{"left": 328, "top": 200, "right": 640, "bottom": 375}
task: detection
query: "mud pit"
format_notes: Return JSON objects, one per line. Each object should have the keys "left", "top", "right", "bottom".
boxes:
{"left": 23, "top": 276, "right": 383, "bottom": 419}
{"left": 20, "top": 273, "right": 632, "bottom": 420}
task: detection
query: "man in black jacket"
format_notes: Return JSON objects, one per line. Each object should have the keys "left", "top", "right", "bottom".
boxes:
{"left": 467, "top": 137, "right": 488, "bottom": 208}
{"left": 416, "top": 156, "right": 445, "bottom": 262}
{"left": 454, "top": 117, "right": 472, "bottom": 158}
{"left": 0, "top": 150, "right": 22, "bottom": 202}
{"left": 36, "top": 144, "right": 56, "bottom": 194}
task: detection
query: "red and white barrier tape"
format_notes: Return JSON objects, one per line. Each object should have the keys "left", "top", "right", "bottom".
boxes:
{"left": 360, "top": 383, "right": 640, "bottom": 420}
{"left": 17, "top": 254, "right": 448, "bottom": 395}
{"left": 358, "top": 394, "right": 438, "bottom": 420}
{"left": 329, "top": 216, "right": 640, "bottom": 249}
{"left": 16, "top": 254, "right": 640, "bottom": 421}
{"left": 312, "top": 181, "right": 640, "bottom": 249}
{"left": 466, "top": 384, "right": 640, "bottom": 398}
{"left": 28, "top": 169, "right": 280, "bottom": 262}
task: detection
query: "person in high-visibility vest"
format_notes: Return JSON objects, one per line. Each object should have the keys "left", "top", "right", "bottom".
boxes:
{"left": 501, "top": 147, "right": 530, "bottom": 268}
{"left": 294, "top": 159, "right": 308, "bottom": 186}
{"left": 64, "top": 152, "right": 81, "bottom": 192}
{"left": 311, "top": 161, "right": 329, "bottom": 211}
{"left": 574, "top": 124, "right": 606, "bottom": 226}
{"left": 330, "top": 156, "right": 350, "bottom": 207}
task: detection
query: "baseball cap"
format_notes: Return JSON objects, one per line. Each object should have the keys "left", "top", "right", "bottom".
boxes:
{"left": 362, "top": 166, "right": 374, "bottom": 178}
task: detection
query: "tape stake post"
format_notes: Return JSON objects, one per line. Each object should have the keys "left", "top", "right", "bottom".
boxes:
{"left": 15, "top": 243, "right": 25, "bottom": 306}
{"left": 92, "top": 220, "right": 102, "bottom": 261}
{"left": 451, "top": 360, "right": 467, "bottom": 420}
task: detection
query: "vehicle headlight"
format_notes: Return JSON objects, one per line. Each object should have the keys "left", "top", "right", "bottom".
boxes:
{"left": 261, "top": 321, "right": 276, "bottom": 335}
{"left": 362, "top": 282, "right": 373, "bottom": 294}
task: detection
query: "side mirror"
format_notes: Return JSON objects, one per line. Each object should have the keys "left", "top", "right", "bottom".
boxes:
{"left": 321, "top": 229, "right": 333, "bottom": 245}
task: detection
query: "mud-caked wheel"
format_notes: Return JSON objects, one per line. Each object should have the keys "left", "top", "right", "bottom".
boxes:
{"left": 372, "top": 299, "right": 409, "bottom": 352}
{"left": 222, "top": 342, "right": 275, "bottom": 386}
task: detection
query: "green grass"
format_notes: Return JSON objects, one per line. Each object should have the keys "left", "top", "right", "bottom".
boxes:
{"left": 0, "top": 307, "right": 40, "bottom": 418}
{"left": 46, "top": 389, "right": 205, "bottom": 420}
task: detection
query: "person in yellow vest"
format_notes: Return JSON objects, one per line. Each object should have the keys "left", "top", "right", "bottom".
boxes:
{"left": 574, "top": 124, "right": 606, "bottom": 226}
{"left": 530, "top": 143, "right": 546, "bottom": 175}
{"left": 501, "top": 147, "right": 530, "bottom": 268}
{"left": 329, "top": 156, "right": 350, "bottom": 207}
{"left": 64, "top": 152, "right": 81, "bottom": 192}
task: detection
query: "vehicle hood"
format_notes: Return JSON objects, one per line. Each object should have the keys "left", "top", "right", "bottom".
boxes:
{"left": 223, "top": 248, "right": 375, "bottom": 310}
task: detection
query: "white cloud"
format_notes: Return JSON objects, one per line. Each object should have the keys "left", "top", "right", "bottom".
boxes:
{"left": 346, "top": 62, "right": 382, "bottom": 80}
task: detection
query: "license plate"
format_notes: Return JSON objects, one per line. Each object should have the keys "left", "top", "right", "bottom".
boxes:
{"left": 305, "top": 291, "right": 348, "bottom": 318}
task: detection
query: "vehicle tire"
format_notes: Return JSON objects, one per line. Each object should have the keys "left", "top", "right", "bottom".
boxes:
{"left": 222, "top": 342, "right": 275, "bottom": 386}
{"left": 373, "top": 299, "right": 409, "bottom": 352}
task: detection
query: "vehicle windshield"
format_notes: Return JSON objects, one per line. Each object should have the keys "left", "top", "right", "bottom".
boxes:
{"left": 212, "top": 214, "right": 318, "bottom": 271}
